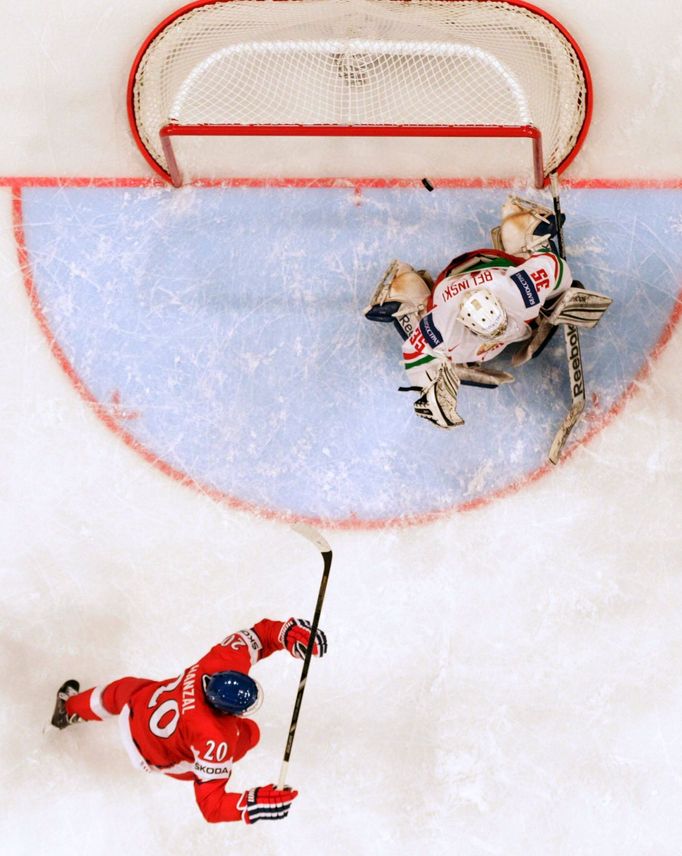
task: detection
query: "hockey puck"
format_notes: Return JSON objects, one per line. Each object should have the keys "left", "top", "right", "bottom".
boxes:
{"left": 421, "top": 177, "right": 434, "bottom": 192}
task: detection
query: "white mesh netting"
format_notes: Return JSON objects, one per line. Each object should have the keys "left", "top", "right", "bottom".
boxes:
{"left": 130, "top": 0, "right": 589, "bottom": 182}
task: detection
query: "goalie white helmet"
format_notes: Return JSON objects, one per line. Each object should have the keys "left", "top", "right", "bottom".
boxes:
{"left": 457, "top": 287, "right": 507, "bottom": 339}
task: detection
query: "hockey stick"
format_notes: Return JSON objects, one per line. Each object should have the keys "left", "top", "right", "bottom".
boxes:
{"left": 547, "top": 172, "right": 586, "bottom": 465}
{"left": 278, "top": 522, "right": 333, "bottom": 789}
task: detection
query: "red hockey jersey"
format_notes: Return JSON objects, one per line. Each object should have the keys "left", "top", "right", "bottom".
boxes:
{"left": 119, "top": 618, "right": 286, "bottom": 823}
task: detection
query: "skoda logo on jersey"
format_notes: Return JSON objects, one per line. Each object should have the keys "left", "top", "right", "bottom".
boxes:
{"left": 419, "top": 313, "right": 444, "bottom": 348}
{"left": 511, "top": 270, "right": 540, "bottom": 309}
{"left": 195, "top": 760, "right": 233, "bottom": 778}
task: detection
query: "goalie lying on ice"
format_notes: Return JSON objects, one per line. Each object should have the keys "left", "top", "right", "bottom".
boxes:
{"left": 364, "top": 196, "right": 612, "bottom": 429}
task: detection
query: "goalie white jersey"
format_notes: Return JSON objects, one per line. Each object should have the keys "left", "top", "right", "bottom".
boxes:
{"left": 403, "top": 251, "right": 572, "bottom": 388}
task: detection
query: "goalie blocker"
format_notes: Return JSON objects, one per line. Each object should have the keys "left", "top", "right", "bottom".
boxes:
{"left": 512, "top": 283, "right": 612, "bottom": 366}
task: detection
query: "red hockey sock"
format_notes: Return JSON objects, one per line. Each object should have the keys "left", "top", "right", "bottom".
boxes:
{"left": 65, "top": 688, "right": 102, "bottom": 722}
{"left": 66, "top": 677, "right": 153, "bottom": 721}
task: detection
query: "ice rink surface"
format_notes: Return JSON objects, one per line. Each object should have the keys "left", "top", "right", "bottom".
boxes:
{"left": 1, "top": 2, "right": 682, "bottom": 855}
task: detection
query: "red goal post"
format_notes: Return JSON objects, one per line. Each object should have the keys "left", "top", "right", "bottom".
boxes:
{"left": 127, "top": 0, "right": 592, "bottom": 187}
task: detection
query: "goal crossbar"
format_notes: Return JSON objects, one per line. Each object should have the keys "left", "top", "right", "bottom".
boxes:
{"left": 160, "top": 122, "right": 544, "bottom": 187}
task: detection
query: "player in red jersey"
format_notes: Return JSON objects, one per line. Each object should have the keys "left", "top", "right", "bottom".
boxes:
{"left": 51, "top": 617, "right": 327, "bottom": 825}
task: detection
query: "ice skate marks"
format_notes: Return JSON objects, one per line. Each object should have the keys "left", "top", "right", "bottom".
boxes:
{"left": 16, "top": 183, "right": 682, "bottom": 525}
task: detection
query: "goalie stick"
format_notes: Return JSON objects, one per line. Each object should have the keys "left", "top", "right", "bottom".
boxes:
{"left": 278, "top": 523, "right": 333, "bottom": 789}
{"left": 548, "top": 173, "right": 586, "bottom": 465}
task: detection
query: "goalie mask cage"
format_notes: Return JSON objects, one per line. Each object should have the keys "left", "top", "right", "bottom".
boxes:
{"left": 127, "top": 0, "right": 592, "bottom": 187}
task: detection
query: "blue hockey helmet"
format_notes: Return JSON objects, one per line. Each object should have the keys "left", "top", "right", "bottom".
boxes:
{"left": 203, "top": 671, "right": 263, "bottom": 716}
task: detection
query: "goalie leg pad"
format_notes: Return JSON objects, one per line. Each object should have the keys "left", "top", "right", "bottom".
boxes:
{"left": 454, "top": 363, "right": 515, "bottom": 387}
{"left": 511, "top": 317, "right": 558, "bottom": 367}
{"left": 413, "top": 363, "right": 464, "bottom": 429}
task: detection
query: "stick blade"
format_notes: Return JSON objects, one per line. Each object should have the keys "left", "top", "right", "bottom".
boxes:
{"left": 548, "top": 400, "right": 585, "bottom": 464}
{"left": 290, "top": 522, "right": 331, "bottom": 554}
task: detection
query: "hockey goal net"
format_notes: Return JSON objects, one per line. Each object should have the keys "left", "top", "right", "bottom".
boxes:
{"left": 128, "top": 0, "right": 591, "bottom": 187}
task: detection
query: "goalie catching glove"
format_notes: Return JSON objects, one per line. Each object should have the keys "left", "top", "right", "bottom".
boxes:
{"left": 239, "top": 784, "right": 299, "bottom": 824}
{"left": 364, "top": 260, "right": 432, "bottom": 340}
{"left": 413, "top": 362, "right": 464, "bottom": 429}
{"left": 491, "top": 196, "right": 564, "bottom": 257}
{"left": 280, "top": 617, "right": 328, "bottom": 659}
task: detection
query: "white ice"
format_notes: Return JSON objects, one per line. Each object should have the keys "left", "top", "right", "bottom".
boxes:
{"left": 1, "top": 2, "right": 682, "bottom": 855}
